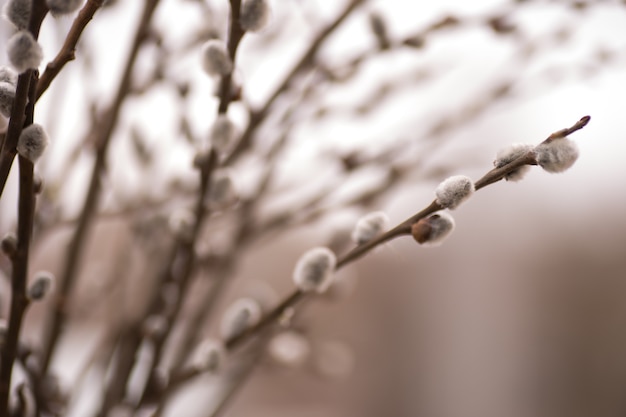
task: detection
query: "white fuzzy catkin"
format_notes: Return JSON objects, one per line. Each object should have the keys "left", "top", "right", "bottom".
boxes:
{"left": 2, "top": 0, "right": 31, "bottom": 30}
{"left": 208, "top": 171, "right": 238, "bottom": 209}
{"left": 8, "top": 30, "right": 43, "bottom": 73}
{"left": 240, "top": 0, "right": 270, "bottom": 32}
{"left": 493, "top": 143, "right": 534, "bottom": 182}
{"left": 201, "top": 40, "right": 232, "bottom": 77}
{"left": 0, "top": 67, "right": 18, "bottom": 85}
{"left": 534, "top": 137, "right": 579, "bottom": 173}
{"left": 292, "top": 247, "right": 336, "bottom": 293}
{"left": 0, "top": 82, "right": 16, "bottom": 118}
{"left": 192, "top": 339, "right": 224, "bottom": 372}
{"left": 46, "top": 0, "right": 84, "bottom": 16}
{"left": 412, "top": 211, "right": 455, "bottom": 247}
{"left": 17, "top": 123, "right": 49, "bottom": 162}
{"left": 351, "top": 211, "right": 389, "bottom": 245}
{"left": 210, "top": 114, "right": 237, "bottom": 152}
{"left": 28, "top": 271, "right": 54, "bottom": 301}
{"left": 435, "top": 175, "right": 474, "bottom": 209}
{"left": 220, "top": 298, "right": 262, "bottom": 340}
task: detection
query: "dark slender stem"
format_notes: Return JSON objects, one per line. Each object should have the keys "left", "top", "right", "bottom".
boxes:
{"left": 40, "top": 0, "right": 162, "bottom": 375}
{"left": 0, "top": 73, "right": 39, "bottom": 417}
{"left": 224, "top": 0, "right": 366, "bottom": 165}
{"left": 36, "top": 0, "right": 105, "bottom": 101}
{"left": 0, "top": 0, "right": 47, "bottom": 199}
{"left": 207, "top": 337, "right": 268, "bottom": 417}
{"left": 135, "top": 149, "right": 218, "bottom": 407}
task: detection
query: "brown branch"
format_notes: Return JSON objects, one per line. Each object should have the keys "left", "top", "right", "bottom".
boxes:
{"left": 158, "top": 3, "right": 373, "bottom": 376}
{"left": 224, "top": 0, "right": 366, "bottom": 165}
{"left": 0, "top": 73, "right": 39, "bottom": 417}
{"left": 40, "top": 0, "right": 162, "bottom": 375}
{"left": 36, "top": 0, "right": 105, "bottom": 101}
{"left": 217, "top": 0, "right": 245, "bottom": 114}
{"left": 134, "top": 150, "right": 218, "bottom": 408}
{"left": 543, "top": 114, "right": 590, "bottom": 142}
{"left": 221, "top": 115, "right": 592, "bottom": 353}
{"left": 206, "top": 336, "right": 268, "bottom": 417}
{"left": 0, "top": 0, "right": 48, "bottom": 199}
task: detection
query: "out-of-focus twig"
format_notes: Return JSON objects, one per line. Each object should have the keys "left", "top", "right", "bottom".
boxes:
{"left": 40, "top": 0, "right": 163, "bottom": 375}
{"left": 0, "top": 1, "right": 48, "bottom": 199}
{"left": 225, "top": 0, "right": 366, "bottom": 165}
{"left": 36, "top": 0, "right": 105, "bottom": 101}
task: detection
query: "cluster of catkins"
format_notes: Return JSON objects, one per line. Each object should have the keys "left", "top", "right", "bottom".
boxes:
{"left": 0, "top": 65, "right": 49, "bottom": 161}
{"left": 187, "top": 0, "right": 273, "bottom": 217}
{"left": 3, "top": 0, "right": 84, "bottom": 72}
{"left": 1, "top": 0, "right": 86, "bottom": 157}
{"left": 198, "top": 0, "right": 270, "bottom": 155}
{"left": 414, "top": 135, "right": 579, "bottom": 244}
{"left": 209, "top": 133, "right": 582, "bottom": 370}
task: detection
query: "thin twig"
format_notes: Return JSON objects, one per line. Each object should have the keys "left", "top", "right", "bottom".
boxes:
{"left": 40, "top": 0, "right": 162, "bottom": 375}
{"left": 36, "top": 0, "right": 105, "bottom": 101}
{"left": 134, "top": 150, "right": 219, "bottom": 407}
{"left": 221, "top": 115, "right": 591, "bottom": 353}
{"left": 0, "top": 0, "right": 48, "bottom": 199}
{"left": 217, "top": 0, "right": 244, "bottom": 114}
{"left": 224, "top": 0, "right": 366, "bottom": 165}
{"left": 206, "top": 336, "right": 269, "bottom": 417}
{"left": 0, "top": 72, "right": 39, "bottom": 417}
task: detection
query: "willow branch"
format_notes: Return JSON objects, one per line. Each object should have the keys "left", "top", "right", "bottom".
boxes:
{"left": 36, "top": 0, "right": 105, "bottom": 101}
{"left": 40, "top": 0, "right": 162, "bottom": 375}
{"left": 0, "top": 73, "right": 39, "bottom": 417}
{"left": 222, "top": 115, "right": 592, "bottom": 352}
{"left": 224, "top": 0, "right": 366, "bottom": 165}
{"left": 0, "top": 0, "right": 48, "bottom": 199}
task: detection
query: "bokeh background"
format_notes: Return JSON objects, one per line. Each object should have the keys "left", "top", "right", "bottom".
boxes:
{"left": 2, "top": 0, "right": 626, "bottom": 416}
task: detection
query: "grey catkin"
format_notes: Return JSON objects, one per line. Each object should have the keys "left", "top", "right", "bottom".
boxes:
{"left": 220, "top": 298, "right": 262, "bottom": 340}
{"left": 8, "top": 30, "right": 43, "bottom": 73}
{"left": 0, "top": 67, "right": 18, "bottom": 86}
{"left": 28, "top": 271, "right": 55, "bottom": 301}
{"left": 2, "top": 0, "right": 32, "bottom": 30}
{"left": 292, "top": 247, "right": 336, "bottom": 293}
{"left": 17, "top": 123, "right": 49, "bottom": 162}
{"left": 351, "top": 211, "right": 389, "bottom": 244}
{"left": 435, "top": 175, "right": 474, "bottom": 209}
{"left": 411, "top": 212, "right": 455, "bottom": 247}
{"left": 240, "top": 0, "right": 270, "bottom": 32}
{"left": 210, "top": 114, "right": 238, "bottom": 152}
{"left": 534, "top": 137, "right": 579, "bottom": 173}
{"left": 201, "top": 40, "right": 233, "bottom": 77}
{"left": 0, "top": 82, "right": 16, "bottom": 118}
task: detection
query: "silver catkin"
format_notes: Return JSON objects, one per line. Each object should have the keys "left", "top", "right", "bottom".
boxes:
{"left": 0, "top": 82, "right": 16, "bottom": 118}
{"left": 17, "top": 123, "right": 49, "bottom": 162}
{"left": 8, "top": 30, "right": 43, "bottom": 73}
{"left": 2, "top": 0, "right": 32, "bottom": 30}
